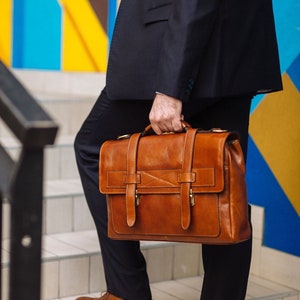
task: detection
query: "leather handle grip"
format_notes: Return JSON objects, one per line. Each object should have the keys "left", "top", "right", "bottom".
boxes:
{"left": 142, "top": 121, "right": 191, "bottom": 137}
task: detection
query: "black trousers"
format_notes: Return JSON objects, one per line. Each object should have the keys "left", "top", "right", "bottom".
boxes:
{"left": 74, "top": 88, "right": 253, "bottom": 300}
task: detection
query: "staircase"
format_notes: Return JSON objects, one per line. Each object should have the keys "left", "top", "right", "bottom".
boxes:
{"left": 1, "top": 70, "right": 299, "bottom": 300}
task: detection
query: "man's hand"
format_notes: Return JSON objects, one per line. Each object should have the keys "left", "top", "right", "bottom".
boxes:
{"left": 149, "top": 93, "right": 184, "bottom": 135}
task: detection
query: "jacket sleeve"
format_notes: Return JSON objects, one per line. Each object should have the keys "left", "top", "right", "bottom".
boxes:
{"left": 155, "top": 0, "right": 222, "bottom": 102}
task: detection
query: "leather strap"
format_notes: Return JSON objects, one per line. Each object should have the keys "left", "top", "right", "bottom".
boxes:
{"left": 125, "top": 132, "right": 141, "bottom": 227}
{"left": 180, "top": 128, "right": 197, "bottom": 230}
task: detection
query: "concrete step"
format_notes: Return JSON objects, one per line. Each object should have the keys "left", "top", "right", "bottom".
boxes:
{"left": 2, "top": 179, "right": 92, "bottom": 240}
{"left": 2, "top": 230, "right": 203, "bottom": 300}
{"left": 5, "top": 229, "right": 298, "bottom": 300}
{"left": 10, "top": 69, "right": 104, "bottom": 137}
{"left": 0, "top": 97, "right": 94, "bottom": 140}
{"left": 38, "top": 96, "right": 94, "bottom": 137}
{"left": 12, "top": 69, "right": 105, "bottom": 104}
{"left": 43, "top": 179, "right": 94, "bottom": 235}
{"left": 52, "top": 274, "right": 300, "bottom": 300}
{"left": 0, "top": 134, "right": 79, "bottom": 181}
{"left": 2, "top": 232, "right": 299, "bottom": 300}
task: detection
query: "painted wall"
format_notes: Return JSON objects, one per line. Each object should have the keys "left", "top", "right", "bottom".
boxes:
{"left": 0, "top": 0, "right": 118, "bottom": 71}
{"left": 0, "top": 0, "right": 299, "bottom": 257}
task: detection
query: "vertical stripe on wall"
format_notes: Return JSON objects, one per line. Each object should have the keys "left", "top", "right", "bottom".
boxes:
{"left": 12, "top": 0, "right": 61, "bottom": 69}
{"left": 12, "top": 0, "right": 25, "bottom": 67}
{"left": 108, "top": 0, "right": 118, "bottom": 46}
{"left": 0, "top": 0, "right": 12, "bottom": 65}
{"left": 273, "top": 0, "right": 300, "bottom": 72}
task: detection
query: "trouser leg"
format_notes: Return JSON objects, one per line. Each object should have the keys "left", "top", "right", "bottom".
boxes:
{"left": 183, "top": 95, "right": 253, "bottom": 300}
{"left": 74, "top": 89, "right": 153, "bottom": 300}
{"left": 200, "top": 215, "right": 252, "bottom": 300}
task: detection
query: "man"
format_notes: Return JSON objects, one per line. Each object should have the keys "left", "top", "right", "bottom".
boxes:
{"left": 74, "top": 0, "right": 282, "bottom": 299}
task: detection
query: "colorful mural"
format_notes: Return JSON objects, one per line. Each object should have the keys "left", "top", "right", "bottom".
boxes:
{"left": 0, "top": 0, "right": 118, "bottom": 71}
{"left": 0, "top": 0, "right": 299, "bottom": 256}
{"left": 248, "top": 55, "right": 300, "bottom": 257}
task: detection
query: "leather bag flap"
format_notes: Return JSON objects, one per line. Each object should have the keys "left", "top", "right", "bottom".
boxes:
{"left": 100, "top": 130, "right": 232, "bottom": 195}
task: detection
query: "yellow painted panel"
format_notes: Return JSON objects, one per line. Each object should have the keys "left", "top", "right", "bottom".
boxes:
{"left": 60, "top": 0, "right": 108, "bottom": 71}
{"left": 0, "top": 0, "right": 12, "bottom": 65}
{"left": 250, "top": 73, "right": 300, "bottom": 215}
{"left": 62, "top": 10, "right": 95, "bottom": 71}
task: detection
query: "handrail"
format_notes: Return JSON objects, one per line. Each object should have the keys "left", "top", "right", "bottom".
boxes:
{"left": 0, "top": 60, "right": 59, "bottom": 300}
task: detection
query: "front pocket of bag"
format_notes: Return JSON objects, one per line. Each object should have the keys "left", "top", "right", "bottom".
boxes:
{"left": 108, "top": 193, "right": 221, "bottom": 238}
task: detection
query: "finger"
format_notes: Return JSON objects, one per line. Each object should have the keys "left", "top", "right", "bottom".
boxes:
{"left": 172, "top": 119, "right": 184, "bottom": 132}
{"left": 151, "top": 122, "right": 163, "bottom": 135}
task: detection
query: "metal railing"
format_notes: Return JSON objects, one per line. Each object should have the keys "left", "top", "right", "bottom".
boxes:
{"left": 0, "top": 60, "right": 59, "bottom": 300}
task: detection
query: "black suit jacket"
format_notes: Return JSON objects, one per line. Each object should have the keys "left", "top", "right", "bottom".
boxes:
{"left": 106, "top": 0, "right": 282, "bottom": 102}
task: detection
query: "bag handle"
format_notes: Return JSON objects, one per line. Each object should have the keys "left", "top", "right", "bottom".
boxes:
{"left": 141, "top": 121, "right": 191, "bottom": 136}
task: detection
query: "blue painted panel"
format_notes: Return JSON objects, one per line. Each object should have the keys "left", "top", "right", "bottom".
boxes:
{"left": 287, "top": 54, "right": 300, "bottom": 90}
{"left": 264, "top": 192, "right": 300, "bottom": 257}
{"left": 250, "top": 94, "right": 265, "bottom": 114}
{"left": 108, "top": 0, "right": 118, "bottom": 46}
{"left": 247, "top": 136, "right": 300, "bottom": 256}
{"left": 13, "top": 0, "right": 61, "bottom": 69}
{"left": 12, "top": 0, "right": 25, "bottom": 68}
{"left": 273, "top": 0, "right": 300, "bottom": 73}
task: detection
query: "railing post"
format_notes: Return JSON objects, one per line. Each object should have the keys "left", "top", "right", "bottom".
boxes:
{"left": 9, "top": 148, "right": 44, "bottom": 299}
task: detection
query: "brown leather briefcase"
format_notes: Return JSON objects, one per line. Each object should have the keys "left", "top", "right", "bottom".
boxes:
{"left": 99, "top": 125, "right": 251, "bottom": 244}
